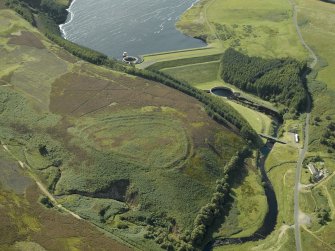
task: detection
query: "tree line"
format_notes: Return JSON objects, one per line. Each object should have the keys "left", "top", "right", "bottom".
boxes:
{"left": 220, "top": 48, "right": 309, "bottom": 114}
{"left": 6, "top": 0, "right": 68, "bottom": 23}
{"left": 5, "top": 0, "right": 36, "bottom": 25}
{"left": 143, "top": 147, "right": 252, "bottom": 250}
{"left": 188, "top": 147, "right": 251, "bottom": 248}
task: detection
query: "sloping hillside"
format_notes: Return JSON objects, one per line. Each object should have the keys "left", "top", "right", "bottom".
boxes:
{"left": 0, "top": 7, "right": 249, "bottom": 250}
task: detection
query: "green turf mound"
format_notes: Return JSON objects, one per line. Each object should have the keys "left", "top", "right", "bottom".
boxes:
{"left": 69, "top": 112, "right": 190, "bottom": 168}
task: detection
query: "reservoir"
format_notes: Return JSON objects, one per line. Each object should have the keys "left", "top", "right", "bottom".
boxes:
{"left": 60, "top": 0, "right": 205, "bottom": 58}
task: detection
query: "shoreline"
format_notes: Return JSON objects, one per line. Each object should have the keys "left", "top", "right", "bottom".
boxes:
{"left": 59, "top": 0, "right": 77, "bottom": 39}
{"left": 186, "top": 0, "right": 201, "bottom": 11}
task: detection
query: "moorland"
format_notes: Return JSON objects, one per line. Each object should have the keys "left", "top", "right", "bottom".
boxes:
{"left": 1, "top": 0, "right": 335, "bottom": 250}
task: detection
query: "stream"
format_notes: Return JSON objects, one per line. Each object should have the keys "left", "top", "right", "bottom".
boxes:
{"left": 204, "top": 111, "right": 281, "bottom": 250}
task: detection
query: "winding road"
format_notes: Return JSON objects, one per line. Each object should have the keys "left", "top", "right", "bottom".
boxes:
{"left": 289, "top": 0, "right": 318, "bottom": 250}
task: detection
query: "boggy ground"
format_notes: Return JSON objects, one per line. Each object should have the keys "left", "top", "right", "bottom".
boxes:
{"left": 0, "top": 8, "right": 245, "bottom": 250}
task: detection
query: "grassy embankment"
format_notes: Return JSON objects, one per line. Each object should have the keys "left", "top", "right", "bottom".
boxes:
{"left": 0, "top": 5, "right": 251, "bottom": 250}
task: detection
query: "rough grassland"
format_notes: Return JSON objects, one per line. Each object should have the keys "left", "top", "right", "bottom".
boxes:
{"left": 177, "top": 0, "right": 307, "bottom": 59}
{"left": 0, "top": 8, "right": 245, "bottom": 250}
{"left": 214, "top": 161, "right": 267, "bottom": 238}
{"left": 68, "top": 112, "right": 190, "bottom": 168}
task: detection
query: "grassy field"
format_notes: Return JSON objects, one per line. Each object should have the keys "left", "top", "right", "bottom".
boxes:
{"left": 265, "top": 143, "right": 298, "bottom": 172}
{"left": 146, "top": 53, "right": 222, "bottom": 70}
{"left": 295, "top": 0, "right": 335, "bottom": 91}
{"left": 266, "top": 142, "right": 298, "bottom": 226}
{"left": 226, "top": 101, "right": 272, "bottom": 134}
{"left": 0, "top": 8, "right": 247, "bottom": 250}
{"left": 140, "top": 47, "right": 222, "bottom": 68}
{"left": 162, "top": 61, "right": 220, "bottom": 84}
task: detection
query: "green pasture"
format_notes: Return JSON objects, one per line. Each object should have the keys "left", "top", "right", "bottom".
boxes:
{"left": 226, "top": 100, "right": 272, "bottom": 134}
{"left": 297, "top": 0, "right": 335, "bottom": 91}
{"left": 146, "top": 53, "right": 221, "bottom": 71}
{"left": 162, "top": 61, "right": 219, "bottom": 84}
{"left": 268, "top": 163, "right": 296, "bottom": 225}
{"left": 265, "top": 143, "right": 298, "bottom": 172}
{"left": 141, "top": 47, "right": 221, "bottom": 68}
{"left": 301, "top": 227, "right": 334, "bottom": 251}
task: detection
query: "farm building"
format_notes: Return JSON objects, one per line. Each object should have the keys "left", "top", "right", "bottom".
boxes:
{"left": 307, "top": 163, "right": 324, "bottom": 181}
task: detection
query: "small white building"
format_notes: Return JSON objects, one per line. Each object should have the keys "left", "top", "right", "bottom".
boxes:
{"left": 307, "top": 163, "right": 318, "bottom": 176}
{"left": 307, "top": 163, "right": 324, "bottom": 181}
{"left": 294, "top": 133, "right": 299, "bottom": 143}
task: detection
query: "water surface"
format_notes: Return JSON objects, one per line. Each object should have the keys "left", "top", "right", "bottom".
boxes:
{"left": 60, "top": 0, "right": 205, "bottom": 58}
